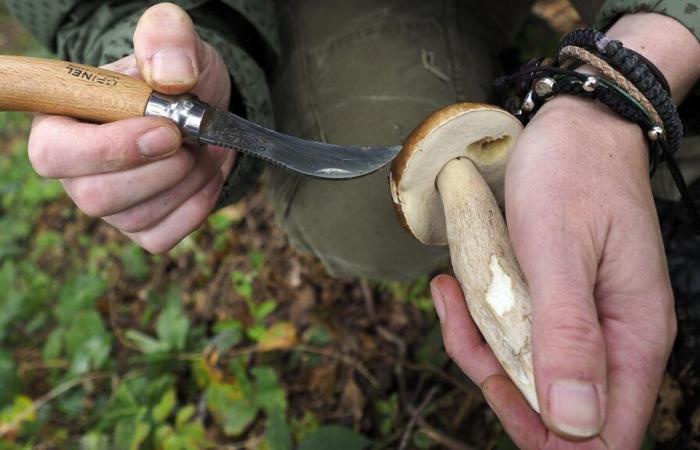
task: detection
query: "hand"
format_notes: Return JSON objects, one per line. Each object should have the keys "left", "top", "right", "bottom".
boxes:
{"left": 431, "top": 95, "right": 676, "bottom": 449}
{"left": 27, "top": 3, "right": 236, "bottom": 252}
{"left": 430, "top": 12, "right": 700, "bottom": 448}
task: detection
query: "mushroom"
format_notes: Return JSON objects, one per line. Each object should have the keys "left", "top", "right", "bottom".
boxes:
{"left": 390, "top": 103, "right": 539, "bottom": 411}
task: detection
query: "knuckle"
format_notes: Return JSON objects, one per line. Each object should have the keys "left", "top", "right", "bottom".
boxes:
{"left": 649, "top": 313, "right": 677, "bottom": 365}
{"left": 444, "top": 341, "right": 458, "bottom": 362}
{"left": 170, "top": 149, "right": 198, "bottom": 178}
{"left": 540, "top": 305, "right": 602, "bottom": 353}
{"left": 140, "top": 2, "right": 191, "bottom": 32}
{"left": 97, "top": 130, "right": 128, "bottom": 171}
{"left": 638, "top": 293, "right": 677, "bottom": 365}
{"left": 140, "top": 236, "right": 173, "bottom": 255}
{"left": 69, "top": 180, "right": 109, "bottom": 217}
{"left": 27, "top": 133, "right": 53, "bottom": 177}
{"left": 109, "top": 209, "right": 152, "bottom": 234}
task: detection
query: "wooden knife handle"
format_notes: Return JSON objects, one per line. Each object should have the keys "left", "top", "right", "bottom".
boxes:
{"left": 0, "top": 55, "right": 153, "bottom": 123}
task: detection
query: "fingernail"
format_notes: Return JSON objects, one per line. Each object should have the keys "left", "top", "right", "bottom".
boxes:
{"left": 138, "top": 127, "right": 180, "bottom": 158}
{"left": 201, "top": 176, "right": 223, "bottom": 198}
{"left": 430, "top": 279, "right": 446, "bottom": 322}
{"left": 151, "top": 48, "right": 196, "bottom": 86}
{"left": 548, "top": 380, "right": 602, "bottom": 438}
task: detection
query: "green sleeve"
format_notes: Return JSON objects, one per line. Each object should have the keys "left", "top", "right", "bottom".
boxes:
{"left": 596, "top": 0, "right": 700, "bottom": 138}
{"left": 597, "top": 0, "right": 700, "bottom": 40}
{"left": 4, "top": 0, "right": 278, "bottom": 207}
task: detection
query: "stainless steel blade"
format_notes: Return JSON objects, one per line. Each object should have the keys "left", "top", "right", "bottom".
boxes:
{"left": 198, "top": 107, "right": 401, "bottom": 180}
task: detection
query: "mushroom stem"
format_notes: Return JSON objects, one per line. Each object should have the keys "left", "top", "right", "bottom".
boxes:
{"left": 436, "top": 157, "right": 539, "bottom": 412}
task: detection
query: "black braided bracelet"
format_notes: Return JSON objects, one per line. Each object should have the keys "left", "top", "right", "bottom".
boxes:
{"left": 494, "top": 29, "right": 700, "bottom": 233}
{"left": 556, "top": 28, "right": 683, "bottom": 153}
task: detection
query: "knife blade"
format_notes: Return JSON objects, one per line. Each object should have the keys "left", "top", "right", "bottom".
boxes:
{"left": 199, "top": 107, "right": 401, "bottom": 180}
{"left": 0, "top": 55, "right": 400, "bottom": 180}
{"left": 144, "top": 93, "right": 401, "bottom": 180}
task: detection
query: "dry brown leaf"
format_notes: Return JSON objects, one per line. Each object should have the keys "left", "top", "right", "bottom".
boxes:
{"left": 308, "top": 362, "right": 338, "bottom": 398}
{"left": 532, "top": 0, "right": 582, "bottom": 33}
{"left": 257, "top": 322, "right": 298, "bottom": 351}
{"left": 340, "top": 376, "right": 366, "bottom": 424}
{"left": 290, "top": 286, "right": 315, "bottom": 325}
{"left": 691, "top": 407, "right": 700, "bottom": 437}
{"left": 650, "top": 374, "right": 683, "bottom": 443}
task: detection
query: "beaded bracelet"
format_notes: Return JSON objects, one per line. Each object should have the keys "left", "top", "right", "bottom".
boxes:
{"left": 494, "top": 28, "right": 700, "bottom": 233}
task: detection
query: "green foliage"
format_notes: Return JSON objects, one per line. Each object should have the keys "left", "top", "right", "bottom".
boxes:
{"left": 374, "top": 393, "right": 399, "bottom": 436}
{"left": 0, "top": 352, "right": 21, "bottom": 407}
{"left": 297, "top": 425, "right": 370, "bottom": 450}
{"left": 126, "top": 288, "right": 190, "bottom": 355}
{"left": 119, "top": 245, "right": 151, "bottom": 281}
{"left": 204, "top": 360, "right": 288, "bottom": 438}
{"left": 377, "top": 275, "right": 434, "bottom": 312}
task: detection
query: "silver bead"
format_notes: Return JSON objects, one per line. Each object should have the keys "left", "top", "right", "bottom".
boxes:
{"left": 648, "top": 126, "right": 664, "bottom": 141}
{"left": 534, "top": 77, "right": 556, "bottom": 98}
{"left": 522, "top": 90, "right": 536, "bottom": 112}
{"left": 583, "top": 77, "right": 598, "bottom": 92}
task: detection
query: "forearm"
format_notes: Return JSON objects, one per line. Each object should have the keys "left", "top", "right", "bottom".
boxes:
{"left": 605, "top": 13, "right": 700, "bottom": 101}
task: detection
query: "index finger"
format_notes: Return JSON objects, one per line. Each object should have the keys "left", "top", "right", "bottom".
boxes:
{"left": 28, "top": 114, "right": 182, "bottom": 178}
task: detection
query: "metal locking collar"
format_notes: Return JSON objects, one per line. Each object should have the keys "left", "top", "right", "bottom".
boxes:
{"left": 144, "top": 92, "right": 209, "bottom": 144}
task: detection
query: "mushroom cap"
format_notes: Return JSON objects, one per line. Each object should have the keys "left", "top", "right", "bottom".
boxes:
{"left": 390, "top": 103, "right": 523, "bottom": 245}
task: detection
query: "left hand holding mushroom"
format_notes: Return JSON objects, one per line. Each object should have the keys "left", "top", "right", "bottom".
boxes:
{"left": 432, "top": 11, "right": 700, "bottom": 447}
{"left": 432, "top": 95, "right": 676, "bottom": 448}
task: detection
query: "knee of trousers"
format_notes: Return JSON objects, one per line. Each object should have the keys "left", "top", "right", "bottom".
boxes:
{"left": 266, "top": 0, "right": 504, "bottom": 280}
{"left": 265, "top": 165, "right": 450, "bottom": 281}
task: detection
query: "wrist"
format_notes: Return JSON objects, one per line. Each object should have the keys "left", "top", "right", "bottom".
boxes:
{"left": 605, "top": 13, "right": 700, "bottom": 101}
{"left": 531, "top": 96, "right": 649, "bottom": 169}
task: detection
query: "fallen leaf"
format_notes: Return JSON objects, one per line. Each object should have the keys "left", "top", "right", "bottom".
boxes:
{"left": 650, "top": 374, "right": 683, "bottom": 443}
{"left": 340, "top": 376, "right": 365, "bottom": 425}
{"left": 258, "top": 322, "right": 298, "bottom": 351}
{"left": 691, "top": 407, "right": 700, "bottom": 436}
{"left": 308, "top": 362, "right": 338, "bottom": 398}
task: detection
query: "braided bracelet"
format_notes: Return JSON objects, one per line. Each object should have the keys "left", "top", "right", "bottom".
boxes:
{"left": 556, "top": 28, "right": 682, "bottom": 153}
{"left": 494, "top": 28, "right": 700, "bottom": 233}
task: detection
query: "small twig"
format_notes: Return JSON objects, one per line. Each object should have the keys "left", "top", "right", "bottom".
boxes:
{"left": 376, "top": 326, "right": 406, "bottom": 359}
{"left": 108, "top": 270, "right": 141, "bottom": 352}
{"left": 148, "top": 258, "right": 168, "bottom": 291}
{"left": 18, "top": 358, "right": 69, "bottom": 373}
{"left": 360, "top": 278, "right": 376, "bottom": 323}
{"left": 0, "top": 372, "right": 107, "bottom": 438}
{"left": 297, "top": 344, "right": 380, "bottom": 390}
{"left": 223, "top": 434, "right": 265, "bottom": 450}
{"left": 415, "top": 417, "right": 476, "bottom": 450}
{"left": 177, "top": 343, "right": 380, "bottom": 389}
{"left": 399, "top": 386, "right": 439, "bottom": 450}
{"left": 382, "top": 352, "right": 478, "bottom": 398}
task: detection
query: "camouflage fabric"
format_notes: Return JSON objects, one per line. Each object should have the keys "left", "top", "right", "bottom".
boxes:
{"left": 597, "top": 0, "right": 700, "bottom": 38}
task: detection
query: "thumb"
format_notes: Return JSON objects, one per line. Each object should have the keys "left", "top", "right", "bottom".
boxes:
{"left": 507, "top": 195, "right": 608, "bottom": 440}
{"left": 133, "top": 2, "right": 203, "bottom": 94}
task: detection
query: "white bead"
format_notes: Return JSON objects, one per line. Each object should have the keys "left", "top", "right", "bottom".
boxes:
{"left": 534, "top": 77, "right": 556, "bottom": 98}
{"left": 648, "top": 126, "right": 664, "bottom": 141}
{"left": 522, "top": 91, "right": 536, "bottom": 112}
{"left": 583, "top": 77, "right": 598, "bottom": 92}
